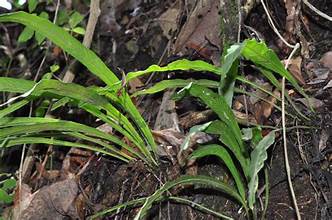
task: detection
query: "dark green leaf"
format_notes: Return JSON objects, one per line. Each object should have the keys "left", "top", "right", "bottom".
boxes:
{"left": 191, "top": 144, "right": 246, "bottom": 200}
{"left": 241, "top": 39, "right": 309, "bottom": 102}
{"left": 206, "top": 120, "right": 249, "bottom": 178}
{"left": 134, "top": 175, "right": 246, "bottom": 220}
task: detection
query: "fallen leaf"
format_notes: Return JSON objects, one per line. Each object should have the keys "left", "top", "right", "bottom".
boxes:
{"left": 319, "top": 129, "right": 330, "bottom": 151}
{"left": 297, "top": 97, "right": 324, "bottom": 109}
{"left": 172, "top": 0, "right": 221, "bottom": 64}
{"left": 286, "top": 56, "right": 306, "bottom": 85}
{"left": 14, "top": 178, "right": 79, "bottom": 220}
{"left": 158, "top": 2, "right": 180, "bottom": 39}
{"left": 323, "top": 80, "right": 332, "bottom": 90}
{"left": 320, "top": 51, "right": 332, "bottom": 71}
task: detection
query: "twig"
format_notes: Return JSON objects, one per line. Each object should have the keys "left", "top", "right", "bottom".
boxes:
{"left": 282, "top": 42, "right": 301, "bottom": 220}
{"left": 260, "top": 0, "right": 296, "bottom": 48}
{"left": 82, "top": 0, "right": 100, "bottom": 48}
{"left": 237, "top": 0, "right": 242, "bottom": 43}
{"left": 302, "top": 0, "right": 332, "bottom": 22}
{"left": 63, "top": 0, "right": 100, "bottom": 83}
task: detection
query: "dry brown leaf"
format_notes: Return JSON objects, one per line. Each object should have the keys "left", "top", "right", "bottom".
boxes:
{"left": 13, "top": 178, "right": 79, "bottom": 220}
{"left": 297, "top": 97, "right": 324, "bottom": 109}
{"left": 284, "top": 0, "right": 297, "bottom": 36}
{"left": 287, "top": 56, "right": 306, "bottom": 85}
{"left": 128, "top": 77, "right": 144, "bottom": 94}
{"left": 323, "top": 80, "right": 332, "bottom": 90}
{"left": 152, "top": 129, "right": 184, "bottom": 157}
{"left": 253, "top": 89, "right": 280, "bottom": 124}
{"left": 12, "top": 184, "right": 34, "bottom": 220}
{"left": 319, "top": 129, "right": 330, "bottom": 151}
{"left": 320, "top": 51, "right": 332, "bottom": 71}
{"left": 97, "top": 123, "right": 113, "bottom": 134}
{"left": 172, "top": 0, "right": 220, "bottom": 64}
{"left": 158, "top": 2, "right": 180, "bottom": 39}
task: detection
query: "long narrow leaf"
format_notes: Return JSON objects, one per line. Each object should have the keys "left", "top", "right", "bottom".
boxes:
{"left": 168, "top": 196, "right": 234, "bottom": 220}
{"left": 241, "top": 39, "right": 310, "bottom": 104}
{"left": 183, "top": 84, "right": 245, "bottom": 156}
{"left": 134, "top": 175, "right": 246, "bottom": 220}
{"left": 0, "top": 12, "right": 118, "bottom": 85}
{"left": 88, "top": 198, "right": 147, "bottom": 219}
{"left": 0, "top": 78, "right": 149, "bottom": 157}
{"left": 2, "top": 136, "right": 130, "bottom": 162}
{"left": 206, "top": 120, "right": 249, "bottom": 178}
{"left": 0, "top": 12, "right": 157, "bottom": 164}
{"left": 132, "top": 79, "right": 219, "bottom": 97}
{"left": 0, "top": 117, "right": 130, "bottom": 156}
{"left": 126, "top": 59, "right": 221, "bottom": 82}
{"left": 190, "top": 144, "right": 246, "bottom": 200}
{"left": 248, "top": 131, "right": 275, "bottom": 209}
{"left": 0, "top": 98, "right": 31, "bottom": 118}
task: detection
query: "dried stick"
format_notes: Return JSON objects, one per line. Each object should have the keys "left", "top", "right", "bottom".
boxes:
{"left": 282, "top": 43, "right": 301, "bottom": 220}
{"left": 260, "top": 0, "right": 296, "bottom": 48}
{"left": 303, "top": 0, "right": 332, "bottom": 22}
{"left": 63, "top": 0, "right": 100, "bottom": 83}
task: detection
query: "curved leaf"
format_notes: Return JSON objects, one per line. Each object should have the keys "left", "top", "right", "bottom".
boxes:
{"left": 126, "top": 59, "right": 221, "bottom": 82}
{"left": 132, "top": 79, "right": 219, "bottom": 97}
{"left": 248, "top": 131, "right": 275, "bottom": 209}
{"left": 134, "top": 175, "right": 246, "bottom": 220}
{"left": 0, "top": 117, "right": 134, "bottom": 160}
{"left": 2, "top": 136, "right": 130, "bottom": 162}
{"left": 205, "top": 120, "right": 249, "bottom": 178}
{"left": 0, "top": 77, "right": 153, "bottom": 162}
{"left": 0, "top": 12, "right": 157, "bottom": 163}
{"left": 241, "top": 39, "right": 310, "bottom": 104}
{"left": 190, "top": 144, "right": 246, "bottom": 200}
{"left": 183, "top": 84, "right": 245, "bottom": 156}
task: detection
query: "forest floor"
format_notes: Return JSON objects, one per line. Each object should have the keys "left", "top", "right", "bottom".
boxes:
{"left": 0, "top": 0, "right": 331, "bottom": 219}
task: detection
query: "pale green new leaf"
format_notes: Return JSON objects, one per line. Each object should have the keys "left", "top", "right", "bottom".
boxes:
{"left": 132, "top": 79, "right": 219, "bottom": 97}
{"left": 180, "top": 122, "right": 211, "bottom": 151}
{"left": 248, "top": 131, "right": 275, "bottom": 209}
{"left": 126, "top": 59, "right": 221, "bottom": 82}
{"left": 69, "top": 11, "right": 84, "bottom": 29}
{"left": 219, "top": 43, "right": 244, "bottom": 76}
{"left": 28, "top": 0, "right": 38, "bottom": 12}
